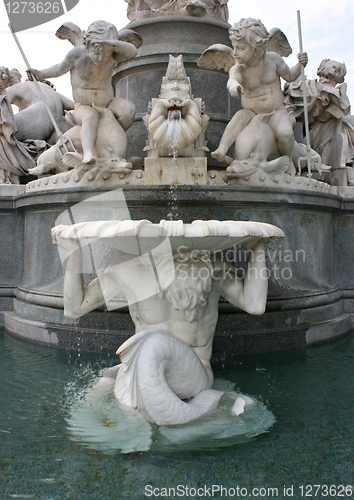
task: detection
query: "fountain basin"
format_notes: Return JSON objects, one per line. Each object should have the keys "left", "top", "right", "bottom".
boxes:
{"left": 2, "top": 327, "right": 354, "bottom": 491}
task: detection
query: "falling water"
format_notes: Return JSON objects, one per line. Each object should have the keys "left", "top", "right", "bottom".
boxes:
{"left": 167, "top": 106, "right": 182, "bottom": 160}
{"left": 167, "top": 184, "right": 180, "bottom": 220}
{"left": 166, "top": 107, "right": 182, "bottom": 219}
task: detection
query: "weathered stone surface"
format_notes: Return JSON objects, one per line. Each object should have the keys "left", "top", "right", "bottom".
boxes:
{"left": 144, "top": 157, "right": 207, "bottom": 184}
{"left": 0, "top": 196, "right": 24, "bottom": 326}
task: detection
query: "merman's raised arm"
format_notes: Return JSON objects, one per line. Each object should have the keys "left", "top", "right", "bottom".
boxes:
{"left": 52, "top": 225, "right": 124, "bottom": 319}
{"left": 214, "top": 240, "right": 268, "bottom": 315}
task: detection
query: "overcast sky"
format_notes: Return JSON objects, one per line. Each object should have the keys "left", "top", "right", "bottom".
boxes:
{"left": 1, "top": 0, "right": 354, "bottom": 105}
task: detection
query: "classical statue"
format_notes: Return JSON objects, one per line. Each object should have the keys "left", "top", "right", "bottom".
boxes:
{"left": 5, "top": 73, "right": 74, "bottom": 144}
{"left": 52, "top": 219, "right": 284, "bottom": 426}
{"left": 284, "top": 59, "right": 354, "bottom": 184}
{"left": 0, "top": 67, "right": 10, "bottom": 91}
{"left": 198, "top": 18, "right": 309, "bottom": 179}
{"left": 0, "top": 66, "right": 74, "bottom": 183}
{"left": 27, "top": 21, "right": 142, "bottom": 175}
{"left": 144, "top": 55, "right": 209, "bottom": 158}
{"left": 125, "top": 0, "right": 229, "bottom": 22}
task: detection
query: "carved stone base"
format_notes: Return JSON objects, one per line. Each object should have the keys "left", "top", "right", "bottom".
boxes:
{"left": 144, "top": 157, "right": 207, "bottom": 184}
{"left": 227, "top": 171, "right": 332, "bottom": 193}
{"left": 0, "top": 184, "right": 25, "bottom": 196}
{"left": 335, "top": 186, "right": 354, "bottom": 198}
{"left": 25, "top": 168, "right": 145, "bottom": 192}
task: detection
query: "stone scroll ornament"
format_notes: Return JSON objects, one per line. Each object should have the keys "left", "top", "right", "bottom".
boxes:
{"left": 197, "top": 18, "right": 331, "bottom": 184}
{"left": 53, "top": 219, "right": 284, "bottom": 452}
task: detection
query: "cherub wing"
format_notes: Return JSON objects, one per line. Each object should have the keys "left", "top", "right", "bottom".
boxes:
{"left": 267, "top": 28, "right": 292, "bottom": 57}
{"left": 55, "top": 22, "right": 84, "bottom": 47}
{"left": 118, "top": 29, "right": 143, "bottom": 49}
{"left": 197, "top": 44, "right": 235, "bottom": 73}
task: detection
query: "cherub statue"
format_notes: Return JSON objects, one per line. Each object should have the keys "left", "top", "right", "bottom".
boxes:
{"left": 28, "top": 21, "right": 142, "bottom": 173}
{"left": 198, "top": 18, "right": 308, "bottom": 177}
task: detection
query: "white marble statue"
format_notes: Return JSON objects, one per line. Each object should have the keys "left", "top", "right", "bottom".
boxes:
{"left": 27, "top": 21, "right": 142, "bottom": 176}
{"left": 5, "top": 77, "right": 74, "bottom": 144}
{"left": 0, "top": 67, "right": 74, "bottom": 183}
{"left": 198, "top": 18, "right": 309, "bottom": 179}
{"left": 52, "top": 219, "right": 284, "bottom": 426}
{"left": 284, "top": 59, "right": 354, "bottom": 184}
{"left": 125, "top": 0, "right": 229, "bottom": 22}
{"left": 144, "top": 55, "right": 209, "bottom": 158}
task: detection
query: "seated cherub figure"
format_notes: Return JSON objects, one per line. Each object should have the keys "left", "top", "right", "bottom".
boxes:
{"left": 198, "top": 18, "right": 308, "bottom": 173}
{"left": 28, "top": 21, "right": 140, "bottom": 165}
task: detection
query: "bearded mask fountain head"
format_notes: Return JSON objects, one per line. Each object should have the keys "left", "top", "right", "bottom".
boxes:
{"left": 144, "top": 54, "right": 208, "bottom": 159}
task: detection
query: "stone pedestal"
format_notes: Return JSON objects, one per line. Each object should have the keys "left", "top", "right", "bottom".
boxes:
{"left": 144, "top": 157, "right": 207, "bottom": 184}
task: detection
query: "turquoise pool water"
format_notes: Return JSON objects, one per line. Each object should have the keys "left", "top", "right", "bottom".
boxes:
{"left": 1, "top": 328, "right": 354, "bottom": 499}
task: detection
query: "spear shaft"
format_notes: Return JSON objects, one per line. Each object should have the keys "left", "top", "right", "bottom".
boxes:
{"left": 297, "top": 10, "right": 312, "bottom": 177}
{"left": 8, "top": 23, "right": 73, "bottom": 154}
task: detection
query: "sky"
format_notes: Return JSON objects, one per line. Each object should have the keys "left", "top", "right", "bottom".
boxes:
{"left": 1, "top": 0, "right": 354, "bottom": 104}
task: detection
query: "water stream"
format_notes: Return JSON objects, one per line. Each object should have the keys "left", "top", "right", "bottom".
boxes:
{"left": 167, "top": 107, "right": 182, "bottom": 160}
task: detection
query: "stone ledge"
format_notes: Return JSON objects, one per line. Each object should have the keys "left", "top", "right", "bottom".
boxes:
{"left": 0, "top": 184, "right": 25, "bottom": 197}
{"left": 4, "top": 311, "right": 133, "bottom": 353}
{"left": 228, "top": 171, "right": 332, "bottom": 193}
{"left": 15, "top": 182, "right": 342, "bottom": 213}
{"left": 4, "top": 312, "right": 60, "bottom": 347}
{"left": 6, "top": 295, "right": 351, "bottom": 354}
{"left": 25, "top": 169, "right": 145, "bottom": 193}
{"left": 305, "top": 313, "right": 353, "bottom": 345}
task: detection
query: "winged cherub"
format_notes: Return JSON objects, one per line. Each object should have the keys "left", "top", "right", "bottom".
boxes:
{"left": 198, "top": 18, "right": 308, "bottom": 173}
{"left": 28, "top": 21, "right": 142, "bottom": 166}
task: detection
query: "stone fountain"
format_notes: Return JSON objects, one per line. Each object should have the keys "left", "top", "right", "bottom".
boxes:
{"left": 53, "top": 218, "right": 282, "bottom": 451}
{"left": 1, "top": 4, "right": 354, "bottom": 384}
